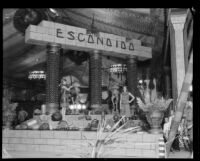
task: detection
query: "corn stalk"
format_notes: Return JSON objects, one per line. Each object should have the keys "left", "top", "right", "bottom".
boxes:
{"left": 166, "top": 53, "right": 193, "bottom": 157}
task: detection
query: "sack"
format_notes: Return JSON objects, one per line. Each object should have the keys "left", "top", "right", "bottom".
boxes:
{"left": 51, "top": 112, "right": 62, "bottom": 121}
{"left": 39, "top": 123, "right": 50, "bottom": 130}
{"left": 90, "top": 119, "right": 99, "bottom": 129}
{"left": 57, "top": 120, "right": 69, "bottom": 130}
{"left": 18, "top": 110, "right": 28, "bottom": 123}
{"left": 15, "top": 123, "right": 28, "bottom": 130}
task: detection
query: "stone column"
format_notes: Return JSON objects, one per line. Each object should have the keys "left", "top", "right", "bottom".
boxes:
{"left": 170, "top": 13, "right": 186, "bottom": 109}
{"left": 46, "top": 43, "right": 61, "bottom": 114}
{"left": 89, "top": 51, "right": 102, "bottom": 110}
{"left": 126, "top": 56, "right": 138, "bottom": 96}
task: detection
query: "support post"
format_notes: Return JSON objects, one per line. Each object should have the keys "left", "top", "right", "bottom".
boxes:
{"left": 46, "top": 43, "right": 61, "bottom": 114}
{"left": 89, "top": 51, "right": 102, "bottom": 111}
{"left": 126, "top": 56, "right": 138, "bottom": 96}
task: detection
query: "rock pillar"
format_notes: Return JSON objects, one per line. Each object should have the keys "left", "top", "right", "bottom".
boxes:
{"left": 46, "top": 43, "right": 61, "bottom": 114}
{"left": 89, "top": 51, "right": 102, "bottom": 110}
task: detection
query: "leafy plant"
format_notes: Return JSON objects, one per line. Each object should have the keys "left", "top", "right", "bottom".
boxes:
{"left": 136, "top": 78, "right": 173, "bottom": 113}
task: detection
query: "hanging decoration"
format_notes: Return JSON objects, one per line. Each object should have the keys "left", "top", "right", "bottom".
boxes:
{"left": 108, "top": 64, "right": 127, "bottom": 85}
{"left": 109, "top": 64, "right": 127, "bottom": 74}
{"left": 28, "top": 71, "right": 46, "bottom": 80}
{"left": 13, "top": 9, "right": 47, "bottom": 34}
{"left": 86, "top": 13, "right": 99, "bottom": 37}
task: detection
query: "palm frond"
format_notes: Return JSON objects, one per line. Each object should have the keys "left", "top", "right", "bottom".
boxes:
{"left": 91, "top": 115, "right": 142, "bottom": 158}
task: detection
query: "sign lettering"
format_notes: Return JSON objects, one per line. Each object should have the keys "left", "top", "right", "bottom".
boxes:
{"left": 25, "top": 21, "right": 152, "bottom": 59}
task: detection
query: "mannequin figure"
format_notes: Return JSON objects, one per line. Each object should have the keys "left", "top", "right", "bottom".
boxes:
{"left": 111, "top": 85, "right": 120, "bottom": 114}
{"left": 120, "top": 86, "right": 135, "bottom": 119}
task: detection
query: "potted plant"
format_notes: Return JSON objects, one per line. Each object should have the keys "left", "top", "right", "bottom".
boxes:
{"left": 136, "top": 79, "right": 173, "bottom": 134}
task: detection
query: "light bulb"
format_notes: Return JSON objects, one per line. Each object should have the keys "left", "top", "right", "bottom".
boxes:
{"left": 189, "top": 85, "right": 192, "bottom": 92}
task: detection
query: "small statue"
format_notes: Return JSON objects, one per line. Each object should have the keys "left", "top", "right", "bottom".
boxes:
{"left": 120, "top": 86, "right": 135, "bottom": 119}
{"left": 111, "top": 85, "right": 120, "bottom": 114}
{"left": 72, "top": 82, "right": 81, "bottom": 104}
{"left": 60, "top": 77, "right": 73, "bottom": 117}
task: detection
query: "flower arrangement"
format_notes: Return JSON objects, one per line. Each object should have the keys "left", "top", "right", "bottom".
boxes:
{"left": 136, "top": 78, "right": 173, "bottom": 113}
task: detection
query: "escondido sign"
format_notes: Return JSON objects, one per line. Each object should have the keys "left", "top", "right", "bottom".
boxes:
{"left": 25, "top": 20, "right": 152, "bottom": 59}
{"left": 56, "top": 28, "right": 135, "bottom": 51}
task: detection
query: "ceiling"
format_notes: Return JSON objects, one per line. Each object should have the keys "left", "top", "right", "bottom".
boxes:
{"left": 3, "top": 8, "right": 167, "bottom": 83}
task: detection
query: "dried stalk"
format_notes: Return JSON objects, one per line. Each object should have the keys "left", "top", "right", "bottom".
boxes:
{"left": 91, "top": 115, "right": 140, "bottom": 158}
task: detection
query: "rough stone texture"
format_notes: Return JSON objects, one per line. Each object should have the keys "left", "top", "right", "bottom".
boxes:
{"left": 9, "top": 138, "right": 22, "bottom": 144}
{"left": 82, "top": 131, "right": 97, "bottom": 140}
{"left": 46, "top": 43, "right": 61, "bottom": 114}
{"left": 47, "top": 139, "right": 60, "bottom": 145}
{"left": 26, "top": 145, "right": 40, "bottom": 152}
{"left": 27, "top": 131, "right": 41, "bottom": 138}
{"left": 63, "top": 115, "right": 113, "bottom": 128}
{"left": 126, "top": 56, "right": 138, "bottom": 97}
{"left": 34, "top": 138, "right": 47, "bottom": 144}
{"left": 67, "top": 131, "right": 82, "bottom": 140}
{"left": 12, "top": 144, "right": 26, "bottom": 151}
{"left": 40, "top": 131, "right": 54, "bottom": 138}
{"left": 3, "top": 130, "right": 163, "bottom": 158}
{"left": 142, "top": 149, "right": 157, "bottom": 157}
{"left": 21, "top": 138, "right": 34, "bottom": 144}
{"left": 3, "top": 143, "right": 15, "bottom": 151}
{"left": 39, "top": 145, "right": 54, "bottom": 152}
{"left": 142, "top": 134, "right": 157, "bottom": 142}
{"left": 125, "top": 148, "right": 142, "bottom": 157}
{"left": 3, "top": 138, "right": 9, "bottom": 144}
{"left": 54, "top": 145, "right": 68, "bottom": 152}
{"left": 89, "top": 52, "right": 102, "bottom": 109}
{"left": 54, "top": 131, "right": 68, "bottom": 138}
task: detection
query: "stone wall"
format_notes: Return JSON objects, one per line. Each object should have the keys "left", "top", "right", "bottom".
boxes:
{"left": 2, "top": 129, "right": 164, "bottom": 158}
{"left": 62, "top": 115, "right": 112, "bottom": 128}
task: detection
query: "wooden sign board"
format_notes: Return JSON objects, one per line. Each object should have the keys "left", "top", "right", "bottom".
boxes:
{"left": 25, "top": 20, "right": 152, "bottom": 60}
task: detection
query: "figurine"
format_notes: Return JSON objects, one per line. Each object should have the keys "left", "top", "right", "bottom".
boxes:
{"left": 120, "top": 86, "right": 135, "bottom": 119}
{"left": 72, "top": 82, "right": 81, "bottom": 104}
{"left": 60, "top": 77, "right": 73, "bottom": 116}
{"left": 111, "top": 85, "right": 120, "bottom": 114}
{"left": 71, "top": 82, "right": 81, "bottom": 114}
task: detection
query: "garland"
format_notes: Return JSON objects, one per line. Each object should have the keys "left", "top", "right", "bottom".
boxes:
{"left": 13, "top": 9, "right": 47, "bottom": 34}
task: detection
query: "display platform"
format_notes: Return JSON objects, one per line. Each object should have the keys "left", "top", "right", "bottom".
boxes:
{"left": 3, "top": 128, "right": 165, "bottom": 158}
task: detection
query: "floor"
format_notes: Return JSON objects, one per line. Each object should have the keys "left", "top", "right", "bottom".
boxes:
{"left": 4, "top": 149, "right": 192, "bottom": 158}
